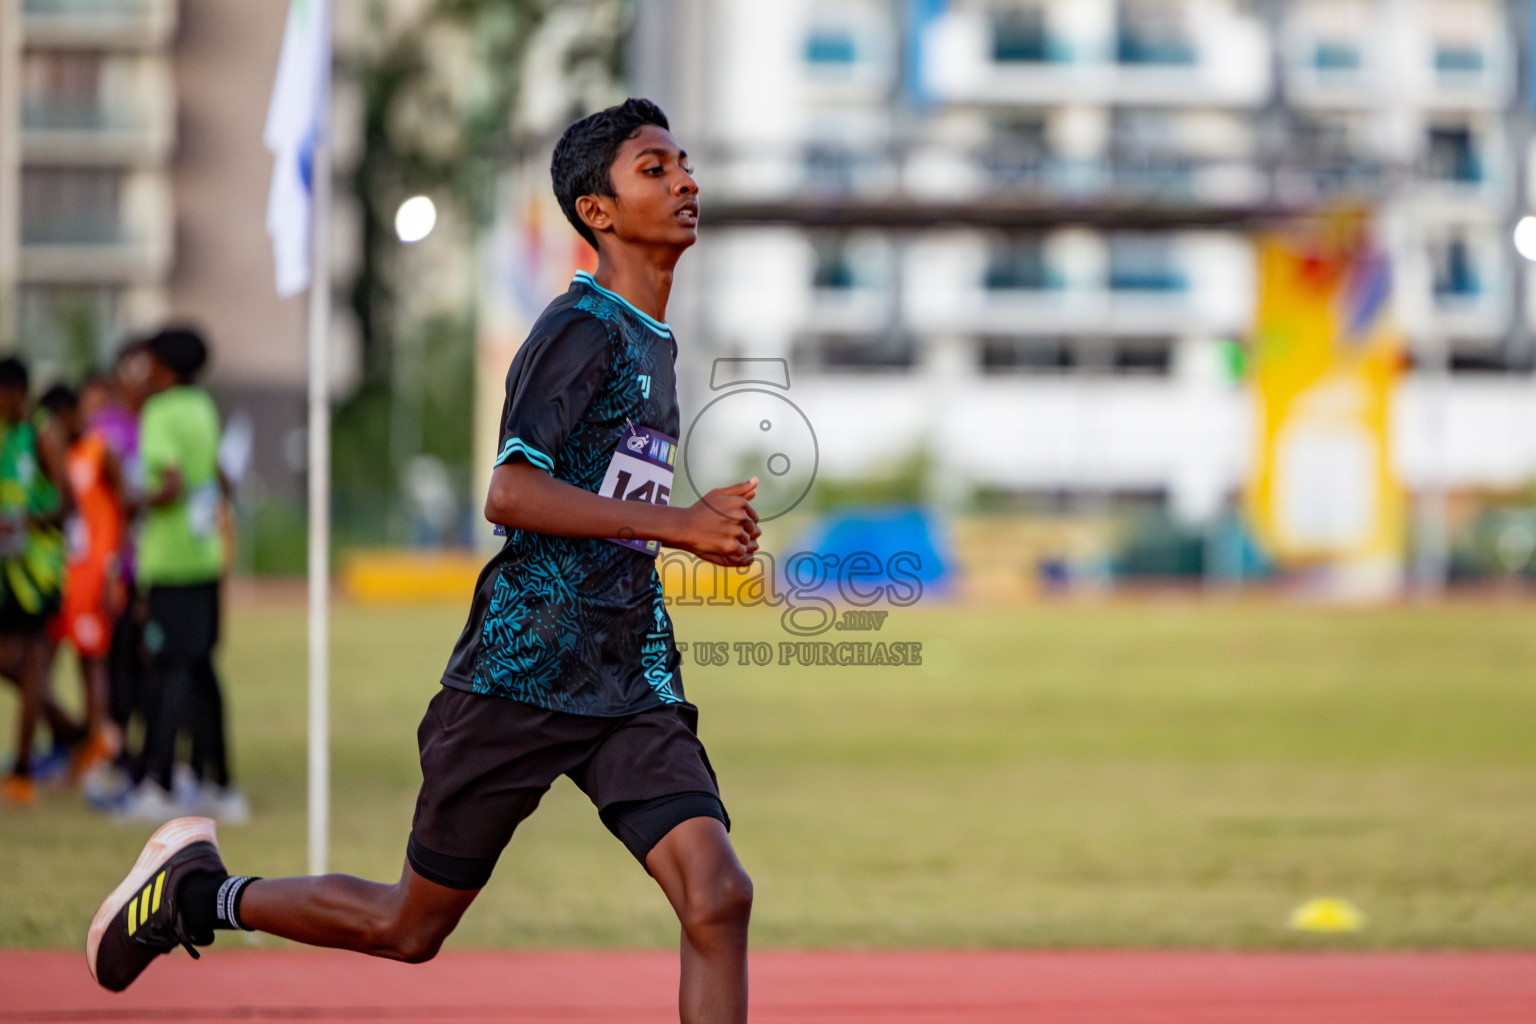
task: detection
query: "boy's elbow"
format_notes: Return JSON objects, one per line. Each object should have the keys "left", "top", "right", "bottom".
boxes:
{"left": 483, "top": 474, "right": 523, "bottom": 526}
{"left": 483, "top": 488, "right": 511, "bottom": 525}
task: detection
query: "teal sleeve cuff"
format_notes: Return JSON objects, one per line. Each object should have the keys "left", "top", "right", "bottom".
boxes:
{"left": 493, "top": 437, "right": 555, "bottom": 473}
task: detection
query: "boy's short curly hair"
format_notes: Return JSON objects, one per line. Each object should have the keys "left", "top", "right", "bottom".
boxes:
{"left": 551, "top": 98, "right": 671, "bottom": 250}
{"left": 39, "top": 383, "right": 76, "bottom": 415}
{"left": 147, "top": 326, "right": 210, "bottom": 381}
{"left": 0, "top": 356, "right": 29, "bottom": 393}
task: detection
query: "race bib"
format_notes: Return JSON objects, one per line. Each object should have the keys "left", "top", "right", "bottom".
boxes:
{"left": 600, "top": 424, "right": 677, "bottom": 556}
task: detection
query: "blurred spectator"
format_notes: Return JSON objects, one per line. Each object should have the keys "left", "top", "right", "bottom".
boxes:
{"left": 118, "top": 328, "right": 246, "bottom": 823}
{"left": 0, "top": 357, "right": 72, "bottom": 806}
{"left": 82, "top": 342, "right": 152, "bottom": 807}
{"left": 40, "top": 382, "right": 127, "bottom": 785}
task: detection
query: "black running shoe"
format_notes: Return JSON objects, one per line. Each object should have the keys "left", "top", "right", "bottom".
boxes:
{"left": 87, "top": 816, "right": 225, "bottom": 992}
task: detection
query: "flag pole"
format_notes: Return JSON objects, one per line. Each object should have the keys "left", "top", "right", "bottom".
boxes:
{"left": 305, "top": 1, "right": 333, "bottom": 878}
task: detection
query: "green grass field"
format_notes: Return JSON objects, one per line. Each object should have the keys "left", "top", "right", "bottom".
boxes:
{"left": 3, "top": 597, "right": 1535, "bottom": 951}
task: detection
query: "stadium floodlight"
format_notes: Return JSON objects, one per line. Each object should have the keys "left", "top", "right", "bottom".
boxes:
{"left": 395, "top": 195, "right": 438, "bottom": 243}
{"left": 1514, "top": 216, "right": 1536, "bottom": 262}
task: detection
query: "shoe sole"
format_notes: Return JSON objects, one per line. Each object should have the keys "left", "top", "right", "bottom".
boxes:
{"left": 86, "top": 816, "right": 218, "bottom": 985}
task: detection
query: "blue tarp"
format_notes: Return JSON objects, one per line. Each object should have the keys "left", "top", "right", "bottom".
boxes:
{"left": 784, "top": 506, "right": 955, "bottom": 599}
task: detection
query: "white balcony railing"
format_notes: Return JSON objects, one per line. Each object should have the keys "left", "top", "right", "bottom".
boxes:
{"left": 20, "top": 81, "right": 174, "bottom": 165}
{"left": 18, "top": 173, "right": 172, "bottom": 284}
{"left": 21, "top": 0, "right": 177, "bottom": 50}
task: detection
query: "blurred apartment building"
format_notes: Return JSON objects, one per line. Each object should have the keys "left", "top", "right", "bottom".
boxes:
{"left": 0, "top": 0, "right": 309, "bottom": 492}
{"left": 632, "top": 0, "right": 1536, "bottom": 521}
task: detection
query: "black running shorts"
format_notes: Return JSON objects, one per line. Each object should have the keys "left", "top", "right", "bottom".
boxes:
{"left": 406, "top": 686, "right": 728, "bottom": 890}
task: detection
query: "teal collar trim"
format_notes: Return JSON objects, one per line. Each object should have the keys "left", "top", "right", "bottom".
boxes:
{"left": 573, "top": 271, "right": 672, "bottom": 337}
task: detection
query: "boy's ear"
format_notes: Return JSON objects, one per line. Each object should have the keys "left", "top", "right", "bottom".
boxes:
{"left": 575, "top": 194, "right": 613, "bottom": 236}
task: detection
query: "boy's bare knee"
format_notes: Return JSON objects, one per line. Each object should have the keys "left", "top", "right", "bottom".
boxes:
{"left": 681, "top": 867, "right": 753, "bottom": 939}
{"left": 370, "top": 911, "right": 453, "bottom": 963}
{"left": 391, "top": 931, "right": 445, "bottom": 965}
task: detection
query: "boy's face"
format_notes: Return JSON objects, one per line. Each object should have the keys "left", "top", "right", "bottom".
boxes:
{"left": 116, "top": 350, "right": 153, "bottom": 410}
{"left": 78, "top": 381, "right": 109, "bottom": 424}
{"left": 143, "top": 358, "right": 177, "bottom": 397}
{"left": 579, "top": 124, "right": 699, "bottom": 252}
{"left": 55, "top": 405, "right": 81, "bottom": 441}
{"left": 0, "top": 386, "right": 24, "bottom": 423}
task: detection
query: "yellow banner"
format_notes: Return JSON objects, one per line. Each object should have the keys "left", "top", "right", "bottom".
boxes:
{"left": 1246, "top": 216, "right": 1406, "bottom": 573}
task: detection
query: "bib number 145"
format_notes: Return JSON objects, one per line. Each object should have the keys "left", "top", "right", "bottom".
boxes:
{"left": 609, "top": 471, "right": 669, "bottom": 505}
{"left": 601, "top": 424, "right": 678, "bottom": 556}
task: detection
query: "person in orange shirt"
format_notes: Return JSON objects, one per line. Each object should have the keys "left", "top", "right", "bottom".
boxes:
{"left": 41, "top": 383, "right": 127, "bottom": 779}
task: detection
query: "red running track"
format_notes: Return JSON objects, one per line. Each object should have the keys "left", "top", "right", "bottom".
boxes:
{"left": 2, "top": 949, "right": 1534, "bottom": 1023}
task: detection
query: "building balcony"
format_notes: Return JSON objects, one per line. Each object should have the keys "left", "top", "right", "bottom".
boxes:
{"left": 18, "top": 174, "right": 172, "bottom": 285}
{"left": 1287, "top": 45, "right": 1512, "bottom": 111}
{"left": 1428, "top": 290, "right": 1505, "bottom": 343}
{"left": 899, "top": 230, "right": 1252, "bottom": 339}
{"left": 783, "top": 370, "right": 1536, "bottom": 497}
{"left": 805, "top": 286, "right": 892, "bottom": 335}
{"left": 954, "top": 287, "right": 1216, "bottom": 338}
{"left": 917, "top": 7, "right": 1268, "bottom": 108}
{"left": 20, "top": 97, "right": 173, "bottom": 165}
{"left": 19, "top": 238, "right": 169, "bottom": 284}
{"left": 21, "top": 0, "right": 177, "bottom": 50}
{"left": 714, "top": 142, "right": 1276, "bottom": 214}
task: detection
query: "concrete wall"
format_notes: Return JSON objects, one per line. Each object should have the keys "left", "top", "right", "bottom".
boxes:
{"left": 166, "top": 0, "right": 305, "bottom": 390}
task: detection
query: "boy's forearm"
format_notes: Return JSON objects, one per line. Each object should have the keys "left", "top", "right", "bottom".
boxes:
{"left": 144, "top": 469, "right": 181, "bottom": 509}
{"left": 485, "top": 462, "right": 689, "bottom": 546}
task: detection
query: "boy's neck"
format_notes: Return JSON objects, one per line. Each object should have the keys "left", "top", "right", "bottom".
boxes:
{"left": 590, "top": 247, "right": 681, "bottom": 324}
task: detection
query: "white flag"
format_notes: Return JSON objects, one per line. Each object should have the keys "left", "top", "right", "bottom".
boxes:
{"left": 264, "top": 0, "right": 329, "bottom": 298}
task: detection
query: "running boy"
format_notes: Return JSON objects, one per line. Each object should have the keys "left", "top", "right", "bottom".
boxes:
{"left": 89, "top": 100, "right": 760, "bottom": 1024}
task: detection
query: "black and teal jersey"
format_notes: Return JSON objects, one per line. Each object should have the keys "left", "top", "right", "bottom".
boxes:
{"left": 441, "top": 271, "right": 686, "bottom": 716}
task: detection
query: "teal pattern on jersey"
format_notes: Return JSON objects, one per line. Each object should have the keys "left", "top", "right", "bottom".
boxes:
{"left": 457, "top": 275, "right": 685, "bottom": 716}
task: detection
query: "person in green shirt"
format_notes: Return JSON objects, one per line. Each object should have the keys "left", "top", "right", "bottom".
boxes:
{"left": 0, "top": 356, "right": 73, "bottom": 806}
{"left": 118, "top": 329, "right": 245, "bottom": 824}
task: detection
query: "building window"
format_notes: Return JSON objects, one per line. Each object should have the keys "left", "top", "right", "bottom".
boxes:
{"left": 1426, "top": 126, "right": 1482, "bottom": 184}
{"left": 794, "top": 334, "right": 915, "bottom": 372}
{"left": 981, "top": 337, "right": 1071, "bottom": 374}
{"left": 982, "top": 113, "right": 1050, "bottom": 186}
{"left": 1431, "top": 236, "right": 1480, "bottom": 299}
{"left": 811, "top": 237, "right": 857, "bottom": 290}
{"left": 1108, "top": 236, "right": 1185, "bottom": 292}
{"left": 1116, "top": 0, "right": 1195, "bottom": 66}
{"left": 1434, "top": 46, "right": 1484, "bottom": 75}
{"left": 805, "top": 27, "right": 858, "bottom": 66}
{"left": 1311, "top": 41, "right": 1361, "bottom": 71}
{"left": 805, "top": 143, "right": 860, "bottom": 190}
{"left": 1109, "top": 110, "right": 1194, "bottom": 195}
{"left": 810, "top": 233, "right": 892, "bottom": 293}
{"left": 20, "top": 168, "right": 120, "bottom": 244}
{"left": 991, "top": 6, "right": 1062, "bottom": 63}
{"left": 16, "top": 285, "right": 119, "bottom": 373}
{"left": 984, "top": 238, "right": 1053, "bottom": 290}
{"left": 1113, "top": 339, "right": 1173, "bottom": 375}
{"left": 21, "top": 52, "right": 106, "bottom": 129}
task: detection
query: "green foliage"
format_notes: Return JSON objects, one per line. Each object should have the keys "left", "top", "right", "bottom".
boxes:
{"left": 244, "top": 497, "right": 309, "bottom": 576}
{"left": 342, "top": 0, "right": 627, "bottom": 393}
{"left": 809, "top": 448, "right": 932, "bottom": 511}
{"left": 332, "top": 0, "right": 627, "bottom": 544}
{"left": 53, "top": 292, "right": 103, "bottom": 383}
